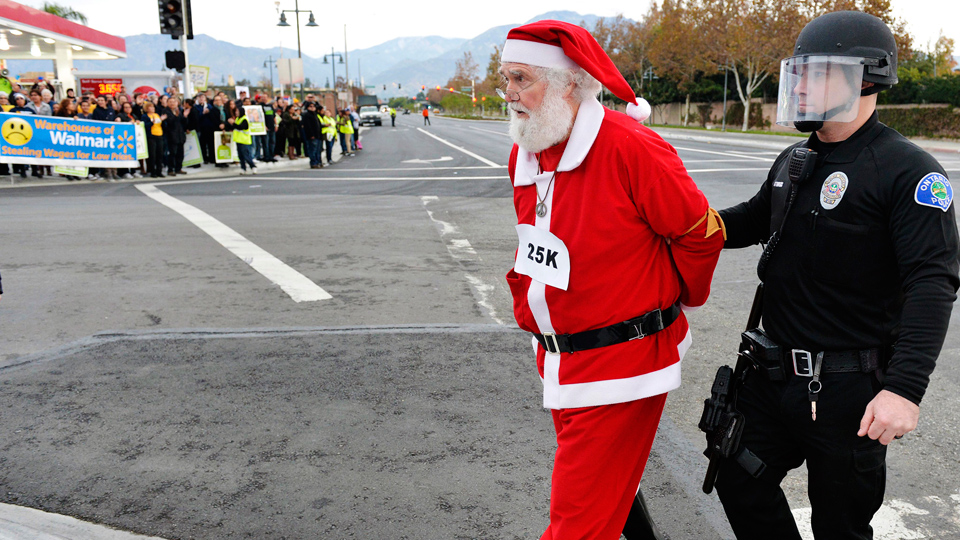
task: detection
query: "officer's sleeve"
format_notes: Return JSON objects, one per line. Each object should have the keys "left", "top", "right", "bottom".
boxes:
{"left": 718, "top": 151, "right": 788, "bottom": 249}
{"left": 885, "top": 161, "right": 960, "bottom": 405}
{"left": 628, "top": 140, "right": 724, "bottom": 310}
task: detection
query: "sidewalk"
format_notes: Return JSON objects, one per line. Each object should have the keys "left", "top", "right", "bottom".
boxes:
{"left": 0, "top": 503, "right": 169, "bottom": 540}
{"left": 650, "top": 126, "right": 960, "bottom": 155}
{"left": 0, "top": 153, "right": 338, "bottom": 190}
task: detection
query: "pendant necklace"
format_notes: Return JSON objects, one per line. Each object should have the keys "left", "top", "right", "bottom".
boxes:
{"left": 535, "top": 152, "right": 557, "bottom": 218}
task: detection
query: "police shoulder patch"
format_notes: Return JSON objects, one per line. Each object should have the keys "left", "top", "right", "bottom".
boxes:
{"left": 914, "top": 172, "right": 953, "bottom": 212}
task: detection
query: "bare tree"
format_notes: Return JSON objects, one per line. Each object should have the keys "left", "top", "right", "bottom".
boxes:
{"left": 454, "top": 52, "right": 479, "bottom": 84}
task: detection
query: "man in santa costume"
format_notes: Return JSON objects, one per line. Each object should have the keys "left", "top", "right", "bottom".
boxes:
{"left": 500, "top": 20, "right": 725, "bottom": 539}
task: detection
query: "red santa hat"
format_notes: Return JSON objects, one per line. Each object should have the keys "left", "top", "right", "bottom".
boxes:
{"left": 500, "top": 19, "right": 651, "bottom": 122}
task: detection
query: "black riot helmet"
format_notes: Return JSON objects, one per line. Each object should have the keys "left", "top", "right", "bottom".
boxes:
{"left": 778, "top": 11, "right": 899, "bottom": 132}
{"left": 792, "top": 11, "right": 898, "bottom": 95}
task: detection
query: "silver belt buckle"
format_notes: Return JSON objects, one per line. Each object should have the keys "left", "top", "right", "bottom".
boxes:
{"left": 542, "top": 332, "right": 560, "bottom": 354}
{"left": 791, "top": 349, "right": 813, "bottom": 377}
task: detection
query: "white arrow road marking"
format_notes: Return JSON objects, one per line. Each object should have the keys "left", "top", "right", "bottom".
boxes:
{"left": 793, "top": 498, "right": 951, "bottom": 540}
{"left": 402, "top": 156, "right": 454, "bottom": 164}
{"left": 421, "top": 195, "right": 504, "bottom": 325}
{"left": 136, "top": 183, "right": 332, "bottom": 303}
{"left": 417, "top": 128, "right": 502, "bottom": 168}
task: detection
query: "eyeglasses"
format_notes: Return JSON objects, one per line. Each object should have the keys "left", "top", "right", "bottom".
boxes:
{"left": 496, "top": 75, "right": 542, "bottom": 101}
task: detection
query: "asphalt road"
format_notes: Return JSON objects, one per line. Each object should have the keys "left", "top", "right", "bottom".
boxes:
{"left": 1, "top": 113, "right": 959, "bottom": 539}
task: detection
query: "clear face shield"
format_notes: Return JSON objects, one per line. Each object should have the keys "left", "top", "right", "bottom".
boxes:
{"left": 776, "top": 56, "right": 865, "bottom": 129}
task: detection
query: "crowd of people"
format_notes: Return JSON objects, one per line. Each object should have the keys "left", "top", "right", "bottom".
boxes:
{"left": 0, "top": 78, "right": 365, "bottom": 180}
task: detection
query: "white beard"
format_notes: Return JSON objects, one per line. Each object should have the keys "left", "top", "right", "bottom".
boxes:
{"left": 508, "top": 86, "right": 575, "bottom": 154}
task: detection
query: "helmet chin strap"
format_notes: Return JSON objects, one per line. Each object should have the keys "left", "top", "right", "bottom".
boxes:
{"left": 793, "top": 98, "right": 858, "bottom": 133}
{"left": 794, "top": 120, "right": 823, "bottom": 133}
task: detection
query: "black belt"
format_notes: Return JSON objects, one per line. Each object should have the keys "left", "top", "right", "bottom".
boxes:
{"left": 534, "top": 303, "right": 682, "bottom": 355}
{"left": 781, "top": 347, "right": 882, "bottom": 377}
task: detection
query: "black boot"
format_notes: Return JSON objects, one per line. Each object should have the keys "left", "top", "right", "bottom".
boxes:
{"left": 622, "top": 488, "right": 665, "bottom": 540}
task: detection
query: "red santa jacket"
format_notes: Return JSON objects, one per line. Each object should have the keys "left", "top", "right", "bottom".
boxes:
{"left": 506, "top": 98, "right": 724, "bottom": 409}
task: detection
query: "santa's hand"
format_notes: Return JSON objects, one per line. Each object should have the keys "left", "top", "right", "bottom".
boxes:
{"left": 858, "top": 390, "right": 919, "bottom": 445}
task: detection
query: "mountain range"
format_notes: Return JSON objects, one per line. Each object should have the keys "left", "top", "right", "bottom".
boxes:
{"left": 6, "top": 11, "right": 617, "bottom": 98}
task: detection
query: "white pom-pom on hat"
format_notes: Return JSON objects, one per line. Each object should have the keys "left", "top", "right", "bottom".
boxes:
{"left": 626, "top": 98, "right": 651, "bottom": 123}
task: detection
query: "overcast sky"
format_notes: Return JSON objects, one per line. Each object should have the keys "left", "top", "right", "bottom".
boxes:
{"left": 27, "top": 0, "right": 960, "bottom": 58}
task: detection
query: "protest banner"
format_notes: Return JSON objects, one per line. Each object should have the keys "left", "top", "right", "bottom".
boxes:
{"left": 214, "top": 131, "right": 238, "bottom": 164}
{"left": 189, "top": 65, "right": 210, "bottom": 92}
{"left": 135, "top": 123, "right": 148, "bottom": 160}
{"left": 0, "top": 113, "right": 138, "bottom": 167}
{"left": 183, "top": 131, "right": 203, "bottom": 167}
{"left": 54, "top": 165, "right": 89, "bottom": 177}
{"left": 244, "top": 105, "right": 266, "bottom": 135}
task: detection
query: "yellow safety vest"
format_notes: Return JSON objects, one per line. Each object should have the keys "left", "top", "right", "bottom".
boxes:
{"left": 233, "top": 115, "right": 252, "bottom": 145}
{"left": 321, "top": 115, "right": 337, "bottom": 138}
{"left": 338, "top": 116, "right": 354, "bottom": 134}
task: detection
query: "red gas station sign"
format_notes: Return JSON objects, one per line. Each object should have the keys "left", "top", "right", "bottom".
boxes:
{"left": 79, "top": 78, "right": 124, "bottom": 97}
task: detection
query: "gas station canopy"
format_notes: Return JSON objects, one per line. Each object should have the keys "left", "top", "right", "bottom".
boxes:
{"left": 0, "top": 0, "right": 126, "bottom": 89}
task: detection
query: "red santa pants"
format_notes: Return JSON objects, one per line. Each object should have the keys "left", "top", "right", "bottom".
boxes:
{"left": 541, "top": 393, "right": 668, "bottom": 540}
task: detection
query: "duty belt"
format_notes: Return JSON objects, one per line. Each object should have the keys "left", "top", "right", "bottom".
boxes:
{"left": 534, "top": 303, "right": 682, "bottom": 355}
{"left": 784, "top": 347, "right": 882, "bottom": 377}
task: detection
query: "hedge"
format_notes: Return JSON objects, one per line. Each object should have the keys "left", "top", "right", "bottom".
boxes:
{"left": 878, "top": 106, "right": 960, "bottom": 138}
{"left": 880, "top": 76, "right": 960, "bottom": 107}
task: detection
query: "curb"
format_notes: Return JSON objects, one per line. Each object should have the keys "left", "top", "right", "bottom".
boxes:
{"left": 0, "top": 503, "right": 168, "bottom": 540}
{"left": 0, "top": 131, "right": 369, "bottom": 190}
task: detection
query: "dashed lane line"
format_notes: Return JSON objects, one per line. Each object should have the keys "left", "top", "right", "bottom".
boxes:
{"left": 219, "top": 176, "right": 511, "bottom": 181}
{"left": 421, "top": 195, "right": 504, "bottom": 325}
{"left": 468, "top": 126, "right": 512, "bottom": 137}
{"left": 686, "top": 168, "right": 770, "bottom": 174}
{"left": 417, "top": 128, "right": 502, "bottom": 168}
{"left": 136, "top": 183, "right": 332, "bottom": 303}
{"left": 674, "top": 146, "right": 778, "bottom": 162}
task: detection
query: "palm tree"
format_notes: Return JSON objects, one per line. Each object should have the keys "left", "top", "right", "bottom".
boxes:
{"left": 41, "top": 2, "right": 88, "bottom": 25}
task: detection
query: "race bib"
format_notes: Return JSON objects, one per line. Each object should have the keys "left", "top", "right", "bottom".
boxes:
{"left": 514, "top": 224, "right": 570, "bottom": 290}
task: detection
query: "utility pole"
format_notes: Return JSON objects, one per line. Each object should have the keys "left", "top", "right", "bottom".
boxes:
{"left": 264, "top": 56, "right": 276, "bottom": 95}
{"left": 344, "top": 24, "right": 349, "bottom": 105}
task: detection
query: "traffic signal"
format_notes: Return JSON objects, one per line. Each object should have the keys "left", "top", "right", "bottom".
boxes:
{"left": 421, "top": 85, "right": 425, "bottom": 91}
{"left": 481, "top": 96, "right": 486, "bottom": 101}
{"left": 383, "top": 85, "right": 386, "bottom": 90}
{"left": 435, "top": 85, "right": 440, "bottom": 90}
{"left": 158, "top": 0, "right": 184, "bottom": 37}
{"left": 472, "top": 97, "right": 477, "bottom": 102}
{"left": 398, "top": 84, "right": 401, "bottom": 90}
{"left": 165, "top": 50, "right": 186, "bottom": 70}
{"left": 448, "top": 87, "right": 454, "bottom": 93}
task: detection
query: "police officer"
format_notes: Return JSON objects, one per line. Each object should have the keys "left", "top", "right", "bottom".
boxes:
{"left": 716, "top": 11, "right": 960, "bottom": 539}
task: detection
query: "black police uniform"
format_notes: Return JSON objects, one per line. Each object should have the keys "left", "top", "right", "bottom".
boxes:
{"left": 715, "top": 111, "right": 960, "bottom": 540}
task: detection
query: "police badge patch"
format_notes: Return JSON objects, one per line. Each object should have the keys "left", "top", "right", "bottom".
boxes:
{"left": 915, "top": 172, "right": 953, "bottom": 212}
{"left": 820, "top": 172, "right": 848, "bottom": 210}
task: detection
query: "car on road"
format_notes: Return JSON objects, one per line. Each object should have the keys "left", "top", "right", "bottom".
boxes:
{"left": 359, "top": 105, "right": 383, "bottom": 126}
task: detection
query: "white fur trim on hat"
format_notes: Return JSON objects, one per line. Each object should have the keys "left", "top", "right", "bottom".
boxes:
{"left": 501, "top": 39, "right": 579, "bottom": 70}
{"left": 626, "top": 98, "right": 651, "bottom": 122}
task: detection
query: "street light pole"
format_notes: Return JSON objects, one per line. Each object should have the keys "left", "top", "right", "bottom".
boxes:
{"left": 277, "top": 1, "right": 317, "bottom": 102}
{"left": 323, "top": 48, "right": 344, "bottom": 109}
